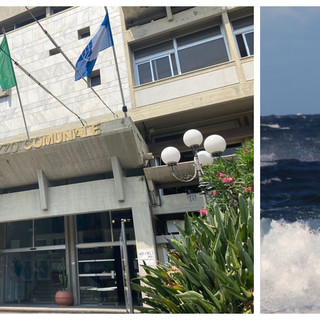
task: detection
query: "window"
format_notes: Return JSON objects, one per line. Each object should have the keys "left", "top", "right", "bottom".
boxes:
{"left": 15, "top": 11, "right": 46, "bottom": 29}
{"left": 78, "top": 26, "right": 90, "bottom": 40}
{"left": 89, "top": 70, "right": 101, "bottom": 87}
{"left": 135, "top": 41, "right": 176, "bottom": 85}
{"left": 232, "top": 16, "right": 254, "bottom": 58}
{"left": 77, "top": 210, "right": 135, "bottom": 243}
{"left": 49, "top": 47, "right": 60, "bottom": 56}
{"left": 51, "top": 6, "right": 72, "bottom": 15}
{"left": 133, "top": 25, "right": 229, "bottom": 85}
{"left": 177, "top": 27, "right": 229, "bottom": 73}
{"left": 4, "top": 217, "right": 65, "bottom": 249}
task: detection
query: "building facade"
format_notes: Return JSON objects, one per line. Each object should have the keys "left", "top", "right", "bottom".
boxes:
{"left": 0, "top": 6, "right": 253, "bottom": 307}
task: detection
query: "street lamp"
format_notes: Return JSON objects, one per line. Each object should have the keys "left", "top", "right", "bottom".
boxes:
{"left": 160, "top": 129, "right": 226, "bottom": 204}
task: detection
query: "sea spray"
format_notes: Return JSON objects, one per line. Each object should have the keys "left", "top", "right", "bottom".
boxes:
{"left": 261, "top": 219, "right": 320, "bottom": 313}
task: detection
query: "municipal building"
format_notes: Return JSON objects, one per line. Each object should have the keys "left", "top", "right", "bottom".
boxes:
{"left": 0, "top": 6, "right": 253, "bottom": 307}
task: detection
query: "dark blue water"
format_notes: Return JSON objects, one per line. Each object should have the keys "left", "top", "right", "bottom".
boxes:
{"left": 261, "top": 114, "right": 320, "bottom": 221}
{"left": 261, "top": 114, "right": 320, "bottom": 313}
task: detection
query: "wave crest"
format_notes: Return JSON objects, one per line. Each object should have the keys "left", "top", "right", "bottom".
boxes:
{"left": 261, "top": 219, "right": 320, "bottom": 313}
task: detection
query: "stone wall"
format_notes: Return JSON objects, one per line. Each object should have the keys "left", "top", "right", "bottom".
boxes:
{"left": 0, "top": 7, "right": 130, "bottom": 140}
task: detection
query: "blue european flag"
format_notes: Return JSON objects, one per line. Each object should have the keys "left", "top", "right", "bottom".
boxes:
{"left": 75, "top": 12, "right": 114, "bottom": 81}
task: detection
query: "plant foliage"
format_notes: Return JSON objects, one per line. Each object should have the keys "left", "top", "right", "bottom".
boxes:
{"left": 132, "top": 140, "right": 254, "bottom": 313}
{"left": 59, "top": 257, "right": 68, "bottom": 290}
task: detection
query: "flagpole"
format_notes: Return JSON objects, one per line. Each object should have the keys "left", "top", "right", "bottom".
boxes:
{"left": 1, "top": 28, "right": 30, "bottom": 139}
{"left": 104, "top": 7, "right": 127, "bottom": 117}
{"left": 15, "top": 83, "right": 30, "bottom": 139}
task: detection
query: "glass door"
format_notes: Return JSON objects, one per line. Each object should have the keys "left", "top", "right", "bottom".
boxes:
{"left": 78, "top": 247, "right": 118, "bottom": 305}
{"left": 76, "top": 210, "right": 139, "bottom": 306}
{"left": 77, "top": 245, "right": 139, "bottom": 306}
{"left": 1, "top": 216, "right": 66, "bottom": 304}
{"left": 3, "top": 249, "right": 65, "bottom": 304}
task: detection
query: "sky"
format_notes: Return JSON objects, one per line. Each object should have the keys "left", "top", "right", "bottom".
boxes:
{"left": 261, "top": 6, "right": 320, "bottom": 116}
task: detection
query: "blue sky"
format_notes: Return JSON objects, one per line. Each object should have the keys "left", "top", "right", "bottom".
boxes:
{"left": 261, "top": 7, "right": 320, "bottom": 115}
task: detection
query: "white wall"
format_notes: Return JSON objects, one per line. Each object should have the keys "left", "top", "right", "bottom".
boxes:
{"left": 135, "top": 64, "right": 239, "bottom": 107}
{"left": 242, "top": 60, "right": 254, "bottom": 81}
{"left": 0, "top": 7, "right": 130, "bottom": 139}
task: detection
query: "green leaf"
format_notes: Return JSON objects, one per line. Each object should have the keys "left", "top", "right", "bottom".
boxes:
{"left": 180, "top": 267, "right": 201, "bottom": 287}
{"left": 239, "top": 193, "right": 248, "bottom": 225}
{"left": 184, "top": 212, "right": 192, "bottom": 235}
{"left": 214, "top": 204, "right": 226, "bottom": 241}
{"left": 193, "top": 215, "right": 219, "bottom": 246}
{"left": 176, "top": 291, "right": 218, "bottom": 313}
{"left": 220, "top": 284, "right": 247, "bottom": 302}
{"left": 185, "top": 236, "right": 199, "bottom": 270}
{"left": 240, "top": 285, "right": 253, "bottom": 299}
{"left": 198, "top": 264, "right": 212, "bottom": 288}
{"left": 201, "top": 282, "right": 222, "bottom": 312}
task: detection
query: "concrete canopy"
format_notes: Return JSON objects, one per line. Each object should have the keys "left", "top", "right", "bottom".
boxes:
{"left": 0, "top": 117, "right": 150, "bottom": 189}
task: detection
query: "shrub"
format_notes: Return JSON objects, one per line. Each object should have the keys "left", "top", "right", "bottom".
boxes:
{"left": 131, "top": 140, "right": 254, "bottom": 313}
{"left": 201, "top": 139, "right": 254, "bottom": 211}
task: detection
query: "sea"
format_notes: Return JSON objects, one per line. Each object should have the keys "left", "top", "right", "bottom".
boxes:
{"left": 260, "top": 114, "right": 320, "bottom": 313}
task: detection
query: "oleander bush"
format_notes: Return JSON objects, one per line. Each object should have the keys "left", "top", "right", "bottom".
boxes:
{"left": 201, "top": 139, "right": 254, "bottom": 211}
{"left": 131, "top": 140, "right": 254, "bottom": 313}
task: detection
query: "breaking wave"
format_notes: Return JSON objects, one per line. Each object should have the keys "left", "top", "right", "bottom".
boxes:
{"left": 261, "top": 219, "right": 320, "bottom": 313}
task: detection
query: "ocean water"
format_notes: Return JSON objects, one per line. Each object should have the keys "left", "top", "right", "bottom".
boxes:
{"left": 260, "top": 114, "right": 320, "bottom": 313}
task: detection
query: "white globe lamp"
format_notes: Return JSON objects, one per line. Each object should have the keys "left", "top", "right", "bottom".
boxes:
{"left": 183, "top": 129, "right": 203, "bottom": 148}
{"left": 197, "top": 150, "right": 214, "bottom": 166}
{"left": 161, "top": 147, "right": 181, "bottom": 166}
{"left": 204, "top": 135, "right": 226, "bottom": 155}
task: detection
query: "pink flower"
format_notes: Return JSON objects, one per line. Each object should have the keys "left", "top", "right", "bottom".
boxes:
{"left": 245, "top": 186, "right": 253, "bottom": 192}
{"left": 217, "top": 172, "right": 225, "bottom": 180}
{"left": 212, "top": 191, "right": 217, "bottom": 196}
{"left": 243, "top": 146, "right": 250, "bottom": 154}
{"left": 200, "top": 208, "right": 208, "bottom": 216}
{"left": 224, "top": 176, "right": 233, "bottom": 184}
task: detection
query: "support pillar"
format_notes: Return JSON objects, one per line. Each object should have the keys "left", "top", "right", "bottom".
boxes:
{"left": 221, "top": 9, "right": 246, "bottom": 83}
{"left": 131, "top": 177, "right": 158, "bottom": 276}
{"left": 64, "top": 216, "right": 80, "bottom": 305}
{"left": 111, "top": 156, "right": 125, "bottom": 202}
{"left": 37, "top": 169, "right": 50, "bottom": 210}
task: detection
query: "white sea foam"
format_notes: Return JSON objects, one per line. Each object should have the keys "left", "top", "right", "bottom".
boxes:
{"left": 261, "top": 162, "right": 278, "bottom": 167}
{"left": 261, "top": 218, "right": 320, "bottom": 313}
{"left": 261, "top": 177, "right": 281, "bottom": 184}
{"left": 261, "top": 152, "right": 276, "bottom": 162}
{"left": 261, "top": 124, "right": 290, "bottom": 130}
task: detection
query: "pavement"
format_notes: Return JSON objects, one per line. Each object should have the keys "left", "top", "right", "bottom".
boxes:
{"left": 0, "top": 304, "right": 130, "bottom": 313}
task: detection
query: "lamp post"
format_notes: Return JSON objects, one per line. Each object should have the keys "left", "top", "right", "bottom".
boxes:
{"left": 160, "top": 129, "right": 226, "bottom": 205}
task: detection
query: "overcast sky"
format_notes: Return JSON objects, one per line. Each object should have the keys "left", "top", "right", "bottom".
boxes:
{"left": 261, "top": 6, "right": 320, "bottom": 115}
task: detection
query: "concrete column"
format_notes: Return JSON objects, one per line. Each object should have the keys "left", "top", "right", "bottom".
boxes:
{"left": 64, "top": 216, "right": 80, "bottom": 305}
{"left": 111, "top": 156, "right": 125, "bottom": 202}
{"left": 0, "top": 224, "right": 5, "bottom": 303}
{"left": 166, "top": 7, "right": 173, "bottom": 21}
{"left": 221, "top": 10, "right": 246, "bottom": 83}
{"left": 37, "top": 169, "right": 50, "bottom": 210}
{"left": 131, "top": 177, "right": 158, "bottom": 276}
{"left": 0, "top": 255, "right": 3, "bottom": 304}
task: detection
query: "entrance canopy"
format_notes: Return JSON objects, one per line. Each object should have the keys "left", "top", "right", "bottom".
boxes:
{"left": 0, "top": 117, "right": 150, "bottom": 189}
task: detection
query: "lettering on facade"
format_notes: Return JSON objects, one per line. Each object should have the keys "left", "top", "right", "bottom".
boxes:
{"left": 0, "top": 124, "right": 101, "bottom": 155}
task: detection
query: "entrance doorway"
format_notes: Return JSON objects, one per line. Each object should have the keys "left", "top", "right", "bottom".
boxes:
{"left": 76, "top": 210, "right": 139, "bottom": 306}
{"left": 0, "top": 216, "right": 65, "bottom": 304}
{"left": 0, "top": 210, "right": 140, "bottom": 306}
{"left": 78, "top": 245, "right": 138, "bottom": 305}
